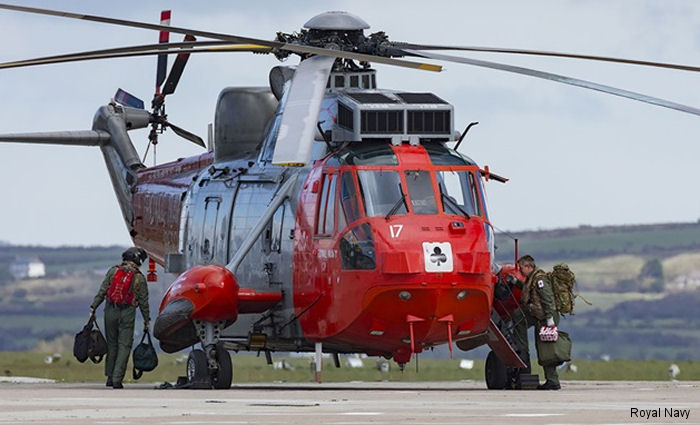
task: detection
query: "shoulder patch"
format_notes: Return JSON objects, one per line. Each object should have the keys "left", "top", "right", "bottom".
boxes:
{"left": 537, "top": 279, "right": 544, "bottom": 288}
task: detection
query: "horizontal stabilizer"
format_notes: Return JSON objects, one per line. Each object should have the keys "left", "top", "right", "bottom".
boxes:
{"left": 0, "top": 130, "right": 110, "bottom": 146}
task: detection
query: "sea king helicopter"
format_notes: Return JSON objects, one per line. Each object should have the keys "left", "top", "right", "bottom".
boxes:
{"left": 2, "top": 4, "right": 700, "bottom": 389}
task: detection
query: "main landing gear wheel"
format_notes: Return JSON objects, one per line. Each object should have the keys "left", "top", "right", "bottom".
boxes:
{"left": 211, "top": 345, "right": 232, "bottom": 389}
{"left": 187, "top": 349, "right": 211, "bottom": 389}
{"left": 485, "top": 350, "right": 508, "bottom": 389}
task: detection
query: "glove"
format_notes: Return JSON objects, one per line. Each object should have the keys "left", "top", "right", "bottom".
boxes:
{"left": 539, "top": 325, "right": 559, "bottom": 342}
{"left": 546, "top": 317, "right": 555, "bottom": 327}
{"left": 504, "top": 274, "right": 517, "bottom": 286}
{"left": 143, "top": 321, "right": 150, "bottom": 333}
{"left": 89, "top": 308, "right": 95, "bottom": 318}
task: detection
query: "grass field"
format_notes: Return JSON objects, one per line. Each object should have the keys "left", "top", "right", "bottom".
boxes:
{"left": 1, "top": 352, "right": 698, "bottom": 384}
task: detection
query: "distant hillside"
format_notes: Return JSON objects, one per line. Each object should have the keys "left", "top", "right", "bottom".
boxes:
{"left": 0, "top": 245, "right": 126, "bottom": 279}
{"left": 1, "top": 223, "right": 699, "bottom": 358}
{"left": 566, "top": 292, "right": 700, "bottom": 361}
{"left": 494, "top": 221, "right": 700, "bottom": 263}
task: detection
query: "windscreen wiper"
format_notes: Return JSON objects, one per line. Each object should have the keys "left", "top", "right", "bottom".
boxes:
{"left": 439, "top": 183, "right": 471, "bottom": 220}
{"left": 385, "top": 183, "right": 407, "bottom": 220}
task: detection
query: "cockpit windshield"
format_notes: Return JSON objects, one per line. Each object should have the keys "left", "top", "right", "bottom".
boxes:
{"left": 404, "top": 170, "right": 438, "bottom": 214}
{"left": 436, "top": 170, "right": 482, "bottom": 216}
{"left": 357, "top": 170, "right": 407, "bottom": 217}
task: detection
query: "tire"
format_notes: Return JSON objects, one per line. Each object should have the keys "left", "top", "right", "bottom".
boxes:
{"left": 212, "top": 345, "right": 232, "bottom": 389}
{"left": 187, "top": 349, "right": 211, "bottom": 389}
{"left": 485, "top": 351, "right": 508, "bottom": 389}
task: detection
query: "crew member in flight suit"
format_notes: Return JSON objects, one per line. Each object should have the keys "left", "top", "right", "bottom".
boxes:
{"left": 509, "top": 254, "right": 561, "bottom": 390}
{"left": 90, "top": 247, "right": 150, "bottom": 389}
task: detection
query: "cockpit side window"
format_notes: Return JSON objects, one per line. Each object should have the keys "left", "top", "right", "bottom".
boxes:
{"left": 337, "top": 172, "right": 362, "bottom": 231}
{"left": 436, "top": 170, "right": 482, "bottom": 216}
{"left": 357, "top": 170, "right": 407, "bottom": 217}
{"left": 339, "top": 223, "right": 376, "bottom": 270}
{"left": 404, "top": 170, "right": 438, "bottom": 214}
{"left": 315, "top": 173, "right": 337, "bottom": 236}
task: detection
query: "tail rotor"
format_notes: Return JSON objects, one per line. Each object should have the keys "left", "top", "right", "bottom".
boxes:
{"left": 113, "top": 10, "right": 204, "bottom": 166}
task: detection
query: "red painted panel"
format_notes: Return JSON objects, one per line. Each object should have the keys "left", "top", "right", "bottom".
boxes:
{"left": 132, "top": 152, "right": 213, "bottom": 263}
{"left": 293, "top": 143, "right": 498, "bottom": 357}
{"left": 159, "top": 264, "right": 239, "bottom": 322}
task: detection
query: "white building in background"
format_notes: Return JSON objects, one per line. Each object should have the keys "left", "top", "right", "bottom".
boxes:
{"left": 9, "top": 257, "right": 46, "bottom": 279}
{"left": 670, "top": 271, "right": 700, "bottom": 291}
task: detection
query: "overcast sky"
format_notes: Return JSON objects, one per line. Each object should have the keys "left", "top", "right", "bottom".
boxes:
{"left": 1, "top": 0, "right": 699, "bottom": 246}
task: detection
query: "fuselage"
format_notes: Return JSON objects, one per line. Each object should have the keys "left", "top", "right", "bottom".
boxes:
{"left": 132, "top": 139, "right": 496, "bottom": 360}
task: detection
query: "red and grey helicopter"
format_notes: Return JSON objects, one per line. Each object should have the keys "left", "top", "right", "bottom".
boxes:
{"left": 1, "top": 4, "right": 700, "bottom": 389}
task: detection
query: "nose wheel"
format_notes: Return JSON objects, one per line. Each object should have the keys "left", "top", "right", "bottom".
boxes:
{"left": 187, "top": 320, "right": 233, "bottom": 389}
{"left": 186, "top": 345, "right": 233, "bottom": 389}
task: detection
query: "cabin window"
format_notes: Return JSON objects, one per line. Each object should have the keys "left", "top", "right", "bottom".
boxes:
{"left": 339, "top": 223, "right": 376, "bottom": 270}
{"left": 436, "top": 170, "right": 482, "bottom": 216}
{"left": 264, "top": 205, "right": 285, "bottom": 254}
{"left": 200, "top": 197, "right": 221, "bottom": 263}
{"left": 404, "top": 170, "right": 438, "bottom": 214}
{"left": 316, "top": 173, "right": 337, "bottom": 235}
{"left": 337, "top": 172, "right": 362, "bottom": 231}
{"left": 357, "top": 170, "right": 407, "bottom": 217}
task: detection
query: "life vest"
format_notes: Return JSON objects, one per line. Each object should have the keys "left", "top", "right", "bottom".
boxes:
{"left": 106, "top": 266, "right": 138, "bottom": 305}
{"left": 522, "top": 269, "right": 546, "bottom": 320}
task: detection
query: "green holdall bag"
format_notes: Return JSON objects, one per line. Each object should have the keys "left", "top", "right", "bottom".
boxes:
{"left": 536, "top": 330, "right": 572, "bottom": 366}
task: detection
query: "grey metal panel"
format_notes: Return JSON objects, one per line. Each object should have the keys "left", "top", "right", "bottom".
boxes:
{"left": 304, "top": 11, "right": 370, "bottom": 30}
{"left": 272, "top": 55, "right": 334, "bottom": 166}
{"left": 91, "top": 104, "right": 149, "bottom": 235}
{"left": 214, "top": 87, "right": 278, "bottom": 162}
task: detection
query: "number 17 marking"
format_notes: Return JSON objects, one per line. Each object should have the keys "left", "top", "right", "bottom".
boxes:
{"left": 389, "top": 224, "right": 403, "bottom": 238}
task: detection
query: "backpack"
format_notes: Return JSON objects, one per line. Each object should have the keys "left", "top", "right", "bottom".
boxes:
{"left": 106, "top": 266, "right": 137, "bottom": 305}
{"left": 132, "top": 330, "right": 158, "bottom": 380}
{"left": 546, "top": 264, "right": 577, "bottom": 315}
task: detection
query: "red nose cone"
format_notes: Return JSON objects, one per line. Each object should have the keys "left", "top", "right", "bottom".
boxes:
{"left": 159, "top": 264, "right": 239, "bottom": 322}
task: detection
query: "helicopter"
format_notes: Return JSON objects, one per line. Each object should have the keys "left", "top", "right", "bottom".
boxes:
{"left": 1, "top": 3, "right": 700, "bottom": 389}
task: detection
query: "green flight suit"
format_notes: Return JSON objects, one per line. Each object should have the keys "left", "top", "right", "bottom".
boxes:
{"left": 513, "top": 268, "right": 560, "bottom": 385}
{"left": 91, "top": 261, "right": 150, "bottom": 385}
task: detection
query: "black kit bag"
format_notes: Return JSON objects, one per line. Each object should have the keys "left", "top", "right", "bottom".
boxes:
{"left": 88, "top": 320, "right": 107, "bottom": 364}
{"left": 73, "top": 317, "right": 94, "bottom": 363}
{"left": 73, "top": 315, "right": 107, "bottom": 363}
{"left": 132, "top": 330, "right": 158, "bottom": 380}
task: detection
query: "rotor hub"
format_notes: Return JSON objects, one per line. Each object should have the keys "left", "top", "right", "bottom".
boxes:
{"left": 303, "top": 11, "right": 369, "bottom": 31}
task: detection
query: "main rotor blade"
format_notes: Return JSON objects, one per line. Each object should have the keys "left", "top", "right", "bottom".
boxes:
{"left": 272, "top": 55, "right": 335, "bottom": 167}
{"left": 162, "top": 34, "right": 196, "bottom": 96}
{"left": 164, "top": 120, "right": 205, "bottom": 148}
{"left": 395, "top": 42, "right": 700, "bottom": 73}
{"left": 0, "top": 44, "right": 271, "bottom": 70}
{"left": 155, "top": 10, "right": 171, "bottom": 90}
{"left": 404, "top": 49, "right": 700, "bottom": 117}
{"left": 0, "top": 3, "right": 441, "bottom": 72}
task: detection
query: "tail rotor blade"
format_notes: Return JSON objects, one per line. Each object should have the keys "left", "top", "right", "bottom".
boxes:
{"left": 155, "top": 10, "right": 171, "bottom": 92}
{"left": 164, "top": 120, "right": 205, "bottom": 147}
{"left": 162, "top": 34, "right": 196, "bottom": 96}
